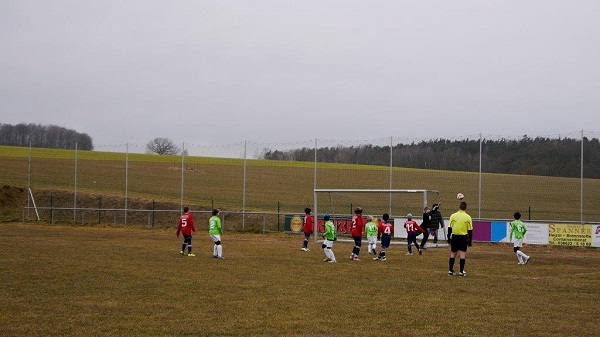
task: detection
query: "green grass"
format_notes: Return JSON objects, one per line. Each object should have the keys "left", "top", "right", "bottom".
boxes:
{"left": 1, "top": 223, "right": 598, "bottom": 336}
{"left": 1, "top": 145, "right": 599, "bottom": 223}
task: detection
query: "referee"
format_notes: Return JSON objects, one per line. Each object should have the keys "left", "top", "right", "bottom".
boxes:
{"left": 447, "top": 201, "right": 473, "bottom": 276}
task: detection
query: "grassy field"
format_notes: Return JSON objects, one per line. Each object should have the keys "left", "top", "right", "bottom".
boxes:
{"left": 1, "top": 145, "right": 599, "bottom": 223}
{"left": 1, "top": 223, "right": 598, "bottom": 336}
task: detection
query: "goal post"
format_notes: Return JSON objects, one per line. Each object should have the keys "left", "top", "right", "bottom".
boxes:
{"left": 313, "top": 189, "right": 440, "bottom": 243}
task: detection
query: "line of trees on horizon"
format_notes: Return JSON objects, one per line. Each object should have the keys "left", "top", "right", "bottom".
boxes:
{"left": 262, "top": 136, "right": 600, "bottom": 179}
{"left": 0, "top": 123, "right": 93, "bottom": 150}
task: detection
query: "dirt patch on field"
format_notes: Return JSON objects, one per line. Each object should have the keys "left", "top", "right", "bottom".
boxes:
{"left": 0, "top": 185, "right": 27, "bottom": 221}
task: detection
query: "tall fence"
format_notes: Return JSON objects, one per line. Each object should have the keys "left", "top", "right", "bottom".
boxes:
{"left": 2, "top": 130, "right": 599, "bottom": 228}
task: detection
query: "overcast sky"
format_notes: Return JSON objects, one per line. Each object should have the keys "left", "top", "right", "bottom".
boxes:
{"left": 1, "top": 1, "right": 599, "bottom": 150}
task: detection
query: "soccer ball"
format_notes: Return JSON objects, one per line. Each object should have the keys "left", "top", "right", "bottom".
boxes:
{"left": 456, "top": 193, "right": 464, "bottom": 200}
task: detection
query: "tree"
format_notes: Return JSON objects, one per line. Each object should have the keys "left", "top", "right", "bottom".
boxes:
{"left": 146, "top": 137, "right": 180, "bottom": 155}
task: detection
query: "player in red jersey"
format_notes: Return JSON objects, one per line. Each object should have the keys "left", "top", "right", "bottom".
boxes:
{"left": 350, "top": 207, "right": 366, "bottom": 261}
{"left": 301, "top": 207, "right": 314, "bottom": 251}
{"left": 404, "top": 213, "right": 425, "bottom": 255}
{"left": 176, "top": 206, "right": 196, "bottom": 256}
{"left": 374, "top": 213, "right": 393, "bottom": 261}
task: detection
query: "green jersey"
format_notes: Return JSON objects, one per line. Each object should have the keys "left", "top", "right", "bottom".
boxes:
{"left": 509, "top": 220, "right": 527, "bottom": 240}
{"left": 323, "top": 220, "right": 336, "bottom": 240}
{"left": 209, "top": 215, "right": 222, "bottom": 235}
{"left": 365, "top": 221, "right": 378, "bottom": 237}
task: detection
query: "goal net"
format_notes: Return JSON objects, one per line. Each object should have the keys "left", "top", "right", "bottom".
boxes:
{"left": 313, "top": 189, "right": 440, "bottom": 242}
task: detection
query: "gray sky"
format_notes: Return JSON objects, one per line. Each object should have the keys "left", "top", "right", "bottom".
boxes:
{"left": 1, "top": 1, "right": 599, "bottom": 150}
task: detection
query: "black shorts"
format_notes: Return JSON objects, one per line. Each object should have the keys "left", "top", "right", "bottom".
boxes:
{"left": 450, "top": 234, "right": 468, "bottom": 252}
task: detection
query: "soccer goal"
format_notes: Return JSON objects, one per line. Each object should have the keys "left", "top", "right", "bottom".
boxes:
{"left": 313, "top": 189, "right": 440, "bottom": 242}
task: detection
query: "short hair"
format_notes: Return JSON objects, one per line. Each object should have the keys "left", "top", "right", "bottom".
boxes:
{"left": 212, "top": 208, "right": 220, "bottom": 216}
{"left": 459, "top": 202, "right": 467, "bottom": 210}
{"left": 304, "top": 207, "right": 311, "bottom": 214}
{"left": 514, "top": 212, "right": 521, "bottom": 220}
{"left": 354, "top": 207, "right": 363, "bottom": 214}
{"left": 183, "top": 206, "right": 189, "bottom": 213}
{"left": 382, "top": 213, "right": 389, "bottom": 221}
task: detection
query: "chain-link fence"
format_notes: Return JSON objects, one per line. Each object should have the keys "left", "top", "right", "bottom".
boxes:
{"left": 3, "top": 131, "right": 599, "bottom": 228}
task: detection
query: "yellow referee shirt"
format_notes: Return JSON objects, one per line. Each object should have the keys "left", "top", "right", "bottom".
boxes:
{"left": 449, "top": 210, "right": 473, "bottom": 235}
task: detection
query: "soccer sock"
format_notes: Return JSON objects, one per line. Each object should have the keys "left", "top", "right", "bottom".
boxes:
{"left": 181, "top": 243, "right": 186, "bottom": 252}
{"left": 323, "top": 247, "right": 329, "bottom": 258}
{"left": 188, "top": 244, "right": 192, "bottom": 253}
{"left": 459, "top": 258, "right": 465, "bottom": 272}
{"left": 217, "top": 245, "right": 223, "bottom": 257}
{"left": 213, "top": 245, "right": 218, "bottom": 256}
{"left": 408, "top": 247, "right": 412, "bottom": 254}
{"left": 449, "top": 257, "right": 455, "bottom": 271}
{"left": 329, "top": 250, "right": 336, "bottom": 261}
{"left": 355, "top": 246, "right": 360, "bottom": 256}
{"left": 303, "top": 239, "right": 308, "bottom": 248}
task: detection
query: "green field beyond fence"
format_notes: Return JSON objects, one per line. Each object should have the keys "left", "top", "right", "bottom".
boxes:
{"left": 1, "top": 145, "right": 599, "bottom": 225}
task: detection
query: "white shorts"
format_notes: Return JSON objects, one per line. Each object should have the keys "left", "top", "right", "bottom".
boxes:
{"left": 513, "top": 238, "right": 523, "bottom": 248}
{"left": 210, "top": 234, "right": 222, "bottom": 243}
{"left": 367, "top": 236, "right": 377, "bottom": 245}
{"left": 323, "top": 239, "right": 334, "bottom": 248}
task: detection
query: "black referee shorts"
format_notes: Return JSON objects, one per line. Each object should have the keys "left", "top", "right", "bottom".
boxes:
{"left": 450, "top": 234, "right": 468, "bottom": 252}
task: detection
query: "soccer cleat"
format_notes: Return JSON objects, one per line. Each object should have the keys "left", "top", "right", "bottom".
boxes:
{"left": 406, "top": 252, "right": 413, "bottom": 255}
{"left": 524, "top": 256, "right": 530, "bottom": 265}
{"left": 217, "top": 256, "right": 224, "bottom": 259}
{"left": 179, "top": 251, "right": 184, "bottom": 255}
{"left": 328, "top": 260, "right": 337, "bottom": 263}
{"left": 459, "top": 271, "right": 467, "bottom": 277}
{"left": 373, "top": 256, "right": 380, "bottom": 261}
{"left": 368, "top": 250, "right": 373, "bottom": 254}
{"left": 353, "top": 257, "right": 361, "bottom": 261}
{"left": 379, "top": 256, "right": 387, "bottom": 261}
{"left": 188, "top": 253, "right": 196, "bottom": 257}
{"left": 350, "top": 254, "right": 355, "bottom": 260}
{"left": 301, "top": 247, "right": 309, "bottom": 252}
{"left": 518, "top": 262, "right": 524, "bottom": 265}
{"left": 212, "top": 255, "right": 218, "bottom": 258}
{"left": 323, "top": 257, "right": 332, "bottom": 262}
{"left": 448, "top": 270, "right": 455, "bottom": 276}
{"left": 419, "top": 249, "right": 423, "bottom": 255}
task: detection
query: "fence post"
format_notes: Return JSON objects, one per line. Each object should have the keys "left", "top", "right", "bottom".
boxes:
{"left": 98, "top": 196, "right": 102, "bottom": 224}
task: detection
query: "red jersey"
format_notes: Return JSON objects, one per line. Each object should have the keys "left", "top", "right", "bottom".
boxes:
{"left": 302, "top": 214, "right": 314, "bottom": 234}
{"left": 177, "top": 212, "right": 195, "bottom": 237}
{"left": 404, "top": 220, "right": 425, "bottom": 233}
{"left": 351, "top": 215, "right": 366, "bottom": 237}
{"left": 378, "top": 221, "right": 394, "bottom": 236}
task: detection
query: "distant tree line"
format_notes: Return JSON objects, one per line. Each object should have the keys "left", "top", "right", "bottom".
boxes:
{"left": 262, "top": 137, "right": 600, "bottom": 179}
{"left": 0, "top": 123, "right": 93, "bottom": 150}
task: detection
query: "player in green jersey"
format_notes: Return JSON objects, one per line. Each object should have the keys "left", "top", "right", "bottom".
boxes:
{"left": 365, "top": 216, "right": 379, "bottom": 255}
{"left": 509, "top": 212, "right": 530, "bottom": 265}
{"left": 209, "top": 208, "right": 224, "bottom": 259}
{"left": 322, "top": 213, "right": 337, "bottom": 263}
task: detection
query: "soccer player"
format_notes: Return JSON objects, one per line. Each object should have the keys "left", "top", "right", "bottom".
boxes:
{"left": 404, "top": 213, "right": 425, "bottom": 255}
{"left": 322, "top": 213, "right": 337, "bottom": 263}
{"left": 365, "top": 216, "right": 379, "bottom": 255}
{"left": 510, "top": 211, "right": 531, "bottom": 265}
{"left": 429, "top": 203, "right": 444, "bottom": 246}
{"left": 447, "top": 201, "right": 473, "bottom": 276}
{"left": 374, "top": 213, "right": 393, "bottom": 261}
{"left": 350, "top": 207, "right": 366, "bottom": 261}
{"left": 301, "top": 207, "right": 314, "bottom": 251}
{"left": 209, "top": 208, "right": 224, "bottom": 259}
{"left": 176, "top": 206, "right": 196, "bottom": 256}
{"left": 420, "top": 206, "right": 432, "bottom": 249}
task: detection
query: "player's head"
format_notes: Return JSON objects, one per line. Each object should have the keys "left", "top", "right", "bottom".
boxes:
{"left": 354, "top": 207, "right": 363, "bottom": 214}
{"left": 514, "top": 211, "right": 521, "bottom": 220}
{"left": 407, "top": 213, "right": 412, "bottom": 219}
{"left": 323, "top": 213, "right": 331, "bottom": 221}
{"left": 304, "top": 207, "right": 311, "bottom": 214}
{"left": 382, "top": 213, "right": 389, "bottom": 221}
{"left": 459, "top": 201, "right": 467, "bottom": 210}
{"left": 367, "top": 215, "right": 374, "bottom": 221}
{"left": 212, "top": 208, "right": 220, "bottom": 216}
{"left": 183, "top": 206, "right": 189, "bottom": 213}
{"left": 424, "top": 206, "right": 430, "bottom": 212}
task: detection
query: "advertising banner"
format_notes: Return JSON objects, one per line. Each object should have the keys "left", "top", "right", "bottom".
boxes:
{"left": 548, "top": 224, "right": 592, "bottom": 247}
